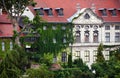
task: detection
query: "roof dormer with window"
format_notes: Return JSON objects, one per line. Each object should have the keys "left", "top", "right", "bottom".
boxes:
{"left": 108, "top": 8, "right": 117, "bottom": 16}
{"left": 44, "top": 8, "right": 53, "bottom": 16}
{"left": 55, "top": 8, "right": 64, "bottom": 16}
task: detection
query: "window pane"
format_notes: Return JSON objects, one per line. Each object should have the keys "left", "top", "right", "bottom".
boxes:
{"left": 61, "top": 52, "right": 67, "bottom": 62}
{"left": 115, "top": 32, "right": 120, "bottom": 42}
{"left": 105, "top": 25, "right": 110, "bottom": 30}
{"left": 84, "top": 50, "right": 90, "bottom": 62}
{"left": 105, "top": 33, "right": 110, "bottom": 42}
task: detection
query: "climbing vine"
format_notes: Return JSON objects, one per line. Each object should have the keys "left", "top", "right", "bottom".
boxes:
{"left": 32, "top": 22, "right": 74, "bottom": 55}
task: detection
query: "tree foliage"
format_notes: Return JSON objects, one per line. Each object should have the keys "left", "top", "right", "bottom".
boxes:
{"left": 96, "top": 43, "right": 105, "bottom": 62}
{"left": 0, "top": 46, "right": 28, "bottom": 78}
{"left": 92, "top": 47, "right": 120, "bottom": 78}
{"left": 0, "top": 0, "right": 36, "bottom": 45}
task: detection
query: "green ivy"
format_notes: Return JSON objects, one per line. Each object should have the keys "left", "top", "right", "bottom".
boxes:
{"left": 32, "top": 22, "right": 74, "bottom": 55}
{"left": 0, "top": 38, "right": 13, "bottom": 59}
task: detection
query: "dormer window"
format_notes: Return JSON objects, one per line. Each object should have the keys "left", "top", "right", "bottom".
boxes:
{"left": 44, "top": 8, "right": 53, "bottom": 16}
{"left": 55, "top": 8, "right": 64, "bottom": 16}
{"left": 99, "top": 8, "right": 107, "bottom": 16}
{"left": 108, "top": 8, "right": 117, "bottom": 16}
{"left": 84, "top": 13, "right": 90, "bottom": 19}
{"left": 34, "top": 8, "right": 44, "bottom": 15}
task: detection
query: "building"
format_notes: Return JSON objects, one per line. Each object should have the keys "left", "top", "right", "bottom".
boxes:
{"left": 0, "top": 6, "right": 34, "bottom": 59}
{"left": 33, "top": 0, "right": 120, "bottom": 67}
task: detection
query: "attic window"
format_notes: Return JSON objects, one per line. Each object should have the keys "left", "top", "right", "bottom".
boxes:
{"left": 108, "top": 8, "right": 117, "bottom": 16}
{"left": 99, "top": 8, "right": 107, "bottom": 16}
{"left": 34, "top": 8, "right": 44, "bottom": 15}
{"left": 55, "top": 8, "right": 64, "bottom": 16}
{"left": 44, "top": 8, "right": 53, "bottom": 16}
{"left": 84, "top": 13, "right": 90, "bottom": 19}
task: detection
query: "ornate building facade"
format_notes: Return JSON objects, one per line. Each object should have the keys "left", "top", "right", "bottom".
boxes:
{"left": 33, "top": 0, "right": 120, "bottom": 66}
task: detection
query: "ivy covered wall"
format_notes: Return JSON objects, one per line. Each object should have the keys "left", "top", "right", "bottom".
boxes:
{"left": 0, "top": 38, "right": 13, "bottom": 59}
{"left": 32, "top": 22, "right": 74, "bottom": 55}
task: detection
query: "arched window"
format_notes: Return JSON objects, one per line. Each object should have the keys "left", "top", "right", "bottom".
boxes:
{"left": 84, "top": 13, "right": 90, "bottom": 19}
{"left": 84, "top": 31, "right": 89, "bottom": 43}
{"left": 93, "top": 30, "right": 99, "bottom": 43}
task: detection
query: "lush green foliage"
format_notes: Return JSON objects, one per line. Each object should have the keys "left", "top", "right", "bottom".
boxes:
{"left": 0, "top": 39, "right": 13, "bottom": 59}
{"left": 92, "top": 48, "right": 120, "bottom": 78}
{"left": 68, "top": 53, "right": 72, "bottom": 68}
{"left": 96, "top": 43, "right": 105, "bottom": 62}
{"left": 26, "top": 64, "right": 54, "bottom": 78}
{"left": 0, "top": 46, "right": 28, "bottom": 78}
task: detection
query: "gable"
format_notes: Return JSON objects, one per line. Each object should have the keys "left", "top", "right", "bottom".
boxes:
{"left": 68, "top": 8, "right": 103, "bottom": 24}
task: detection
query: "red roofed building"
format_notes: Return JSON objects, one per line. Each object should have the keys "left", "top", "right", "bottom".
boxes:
{"left": 33, "top": 0, "right": 120, "bottom": 66}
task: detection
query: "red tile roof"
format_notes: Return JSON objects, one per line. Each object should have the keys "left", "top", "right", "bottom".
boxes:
{"left": 34, "top": 0, "right": 120, "bottom": 22}
{"left": 0, "top": 14, "right": 11, "bottom": 23}
{"left": 0, "top": 23, "right": 13, "bottom": 37}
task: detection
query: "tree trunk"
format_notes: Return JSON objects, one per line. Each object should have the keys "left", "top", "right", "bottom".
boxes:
{"left": 12, "top": 18, "right": 21, "bottom": 46}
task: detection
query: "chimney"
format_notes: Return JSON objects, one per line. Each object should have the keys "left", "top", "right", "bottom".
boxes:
{"left": 76, "top": 3, "right": 80, "bottom": 11}
{"left": 0, "top": 9, "right": 2, "bottom": 15}
{"left": 91, "top": 3, "right": 96, "bottom": 13}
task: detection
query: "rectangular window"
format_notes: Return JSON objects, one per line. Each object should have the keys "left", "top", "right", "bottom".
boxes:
{"left": 100, "top": 9, "right": 107, "bottom": 16}
{"left": 10, "top": 42, "right": 13, "bottom": 50}
{"left": 111, "top": 10, "right": 117, "bottom": 16}
{"left": 93, "top": 50, "right": 97, "bottom": 62}
{"left": 84, "top": 32, "right": 89, "bottom": 43}
{"left": 61, "top": 52, "right": 67, "bottom": 62}
{"left": 75, "top": 51, "right": 80, "bottom": 58}
{"left": 105, "top": 32, "right": 110, "bottom": 42}
{"left": 115, "top": 25, "right": 120, "bottom": 30}
{"left": 2, "top": 42, "right": 5, "bottom": 51}
{"left": 93, "top": 32, "right": 98, "bottom": 43}
{"left": 104, "top": 51, "right": 109, "bottom": 60}
{"left": 84, "top": 50, "right": 90, "bottom": 62}
{"left": 75, "top": 31, "right": 81, "bottom": 43}
{"left": 105, "top": 25, "right": 110, "bottom": 30}
{"left": 115, "top": 32, "right": 120, "bottom": 42}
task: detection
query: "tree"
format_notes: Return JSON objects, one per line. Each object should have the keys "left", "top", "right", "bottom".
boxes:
{"left": 0, "top": 0, "right": 36, "bottom": 46}
{"left": 96, "top": 43, "right": 105, "bottom": 62}
{"left": 0, "top": 45, "right": 28, "bottom": 78}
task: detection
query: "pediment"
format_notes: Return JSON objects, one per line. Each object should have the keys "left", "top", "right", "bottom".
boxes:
{"left": 67, "top": 8, "right": 103, "bottom": 24}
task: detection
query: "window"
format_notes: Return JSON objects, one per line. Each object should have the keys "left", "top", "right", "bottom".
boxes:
{"left": 93, "top": 50, "right": 97, "bottom": 62}
{"left": 84, "top": 31, "right": 89, "bottom": 43}
{"left": 2, "top": 42, "right": 5, "bottom": 51}
{"left": 105, "top": 25, "right": 110, "bottom": 30}
{"left": 53, "top": 38, "right": 56, "bottom": 43}
{"left": 115, "top": 32, "right": 120, "bottom": 42}
{"left": 105, "top": 32, "right": 110, "bottom": 42}
{"left": 44, "top": 8, "right": 53, "bottom": 16}
{"left": 61, "top": 52, "right": 67, "bottom": 62}
{"left": 84, "top": 13, "right": 90, "bottom": 19}
{"left": 108, "top": 9, "right": 117, "bottom": 16}
{"left": 39, "top": 8, "right": 44, "bottom": 15}
{"left": 10, "top": 42, "right": 13, "bottom": 50}
{"left": 34, "top": 8, "right": 44, "bottom": 15}
{"left": 99, "top": 9, "right": 107, "bottom": 16}
{"left": 84, "top": 50, "right": 90, "bottom": 62}
{"left": 93, "top": 31, "right": 98, "bottom": 43}
{"left": 75, "top": 51, "right": 80, "bottom": 58}
{"left": 115, "top": 25, "right": 120, "bottom": 30}
{"left": 104, "top": 51, "right": 109, "bottom": 60}
{"left": 55, "top": 8, "right": 64, "bottom": 16}
{"left": 75, "top": 31, "right": 81, "bottom": 43}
